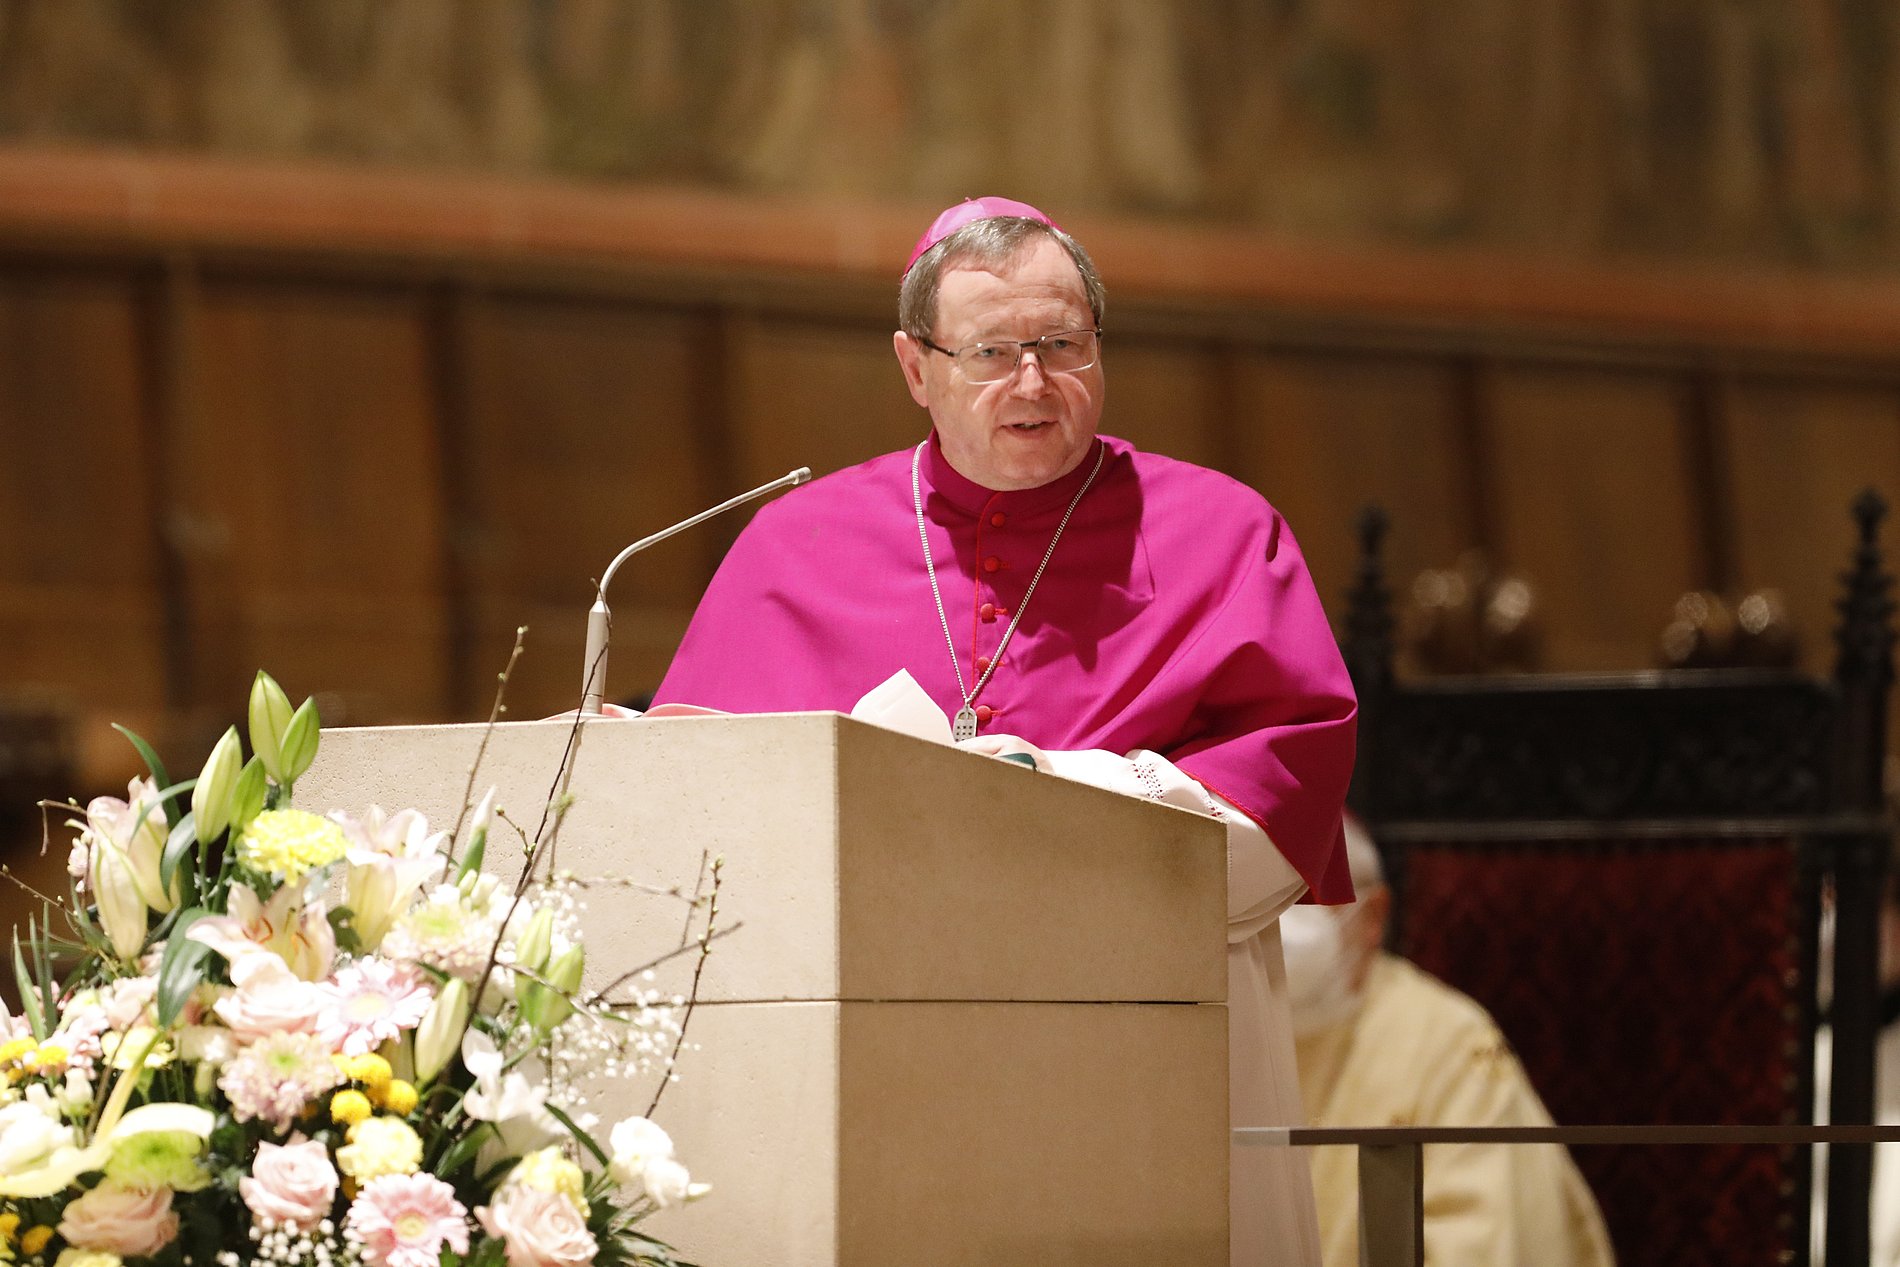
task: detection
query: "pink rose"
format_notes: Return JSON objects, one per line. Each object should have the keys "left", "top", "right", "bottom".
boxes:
{"left": 240, "top": 1136, "right": 339, "bottom": 1231}
{"left": 476, "top": 1185, "right": 597, "bottom": 1267}
{"left": 101, "top": 976, "right": 158, "bottom": 1030}
{"left": 213, "top": 956, "right": 328, "bottom": 1041}
{"left": 57, "top": 1182, "right": 180, "bottom": 1256}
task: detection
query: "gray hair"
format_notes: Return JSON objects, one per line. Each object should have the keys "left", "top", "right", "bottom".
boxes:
{"left": 898, "top": 217, "right": 1106, "bottom": 341}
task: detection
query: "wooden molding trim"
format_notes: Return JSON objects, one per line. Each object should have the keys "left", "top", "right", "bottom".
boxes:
{"left": 1, "top": 143, "right": 1898, "bottom": 362}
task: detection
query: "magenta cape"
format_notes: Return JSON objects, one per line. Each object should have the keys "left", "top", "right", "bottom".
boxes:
{"left": 656, "top": 433, "right": 1359, "bottom": 904}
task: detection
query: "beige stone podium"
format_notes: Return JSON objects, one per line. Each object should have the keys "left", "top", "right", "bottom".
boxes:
{"left": 302, "top": 713, "right": 1229, "bottom": 1266}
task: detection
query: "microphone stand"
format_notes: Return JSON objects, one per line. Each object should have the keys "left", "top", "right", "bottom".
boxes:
{"left": 580, "top": 467, "right": 811, "bottom": 714}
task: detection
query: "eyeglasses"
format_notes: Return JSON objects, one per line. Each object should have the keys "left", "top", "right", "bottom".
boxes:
{"left": 916, "top": 328, "right": 1102, "bottom": 384}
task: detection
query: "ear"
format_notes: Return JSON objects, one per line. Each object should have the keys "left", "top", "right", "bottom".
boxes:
{"left": 1348, "top": 887, "right": 1392, "bottom": 991}
{"left": 893, "top": 331, "right": 932, "bottom": 409}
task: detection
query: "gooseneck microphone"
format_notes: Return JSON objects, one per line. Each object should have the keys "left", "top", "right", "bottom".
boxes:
{"left": 580, "top": 466, "right": 812, "bottom": 714}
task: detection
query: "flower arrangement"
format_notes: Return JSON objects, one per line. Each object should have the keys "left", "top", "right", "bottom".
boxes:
{"left": 1, "top": 668, "right": 715, "bottom": 1267}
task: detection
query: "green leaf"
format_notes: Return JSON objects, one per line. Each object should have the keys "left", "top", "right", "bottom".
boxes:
{"left": 160, "top": 811, "right": 199, "bottom": 899}
{"left": 547, "top": 1102, "right": 612, "bottom": 1169}
{"left": 113, "top": 723, "right": 177, "bottom": 826}
{"left": 156, "top": 908, "right": 215, "bottom": 1028}
{"left": 433, "top": 1123, "right": 494, "bottom": 1181}
{"left": 12, "top": 929, "right": 45, "bottom": 1040}
{"left": 326, "top": 905, "right": 363, "bottom": 957}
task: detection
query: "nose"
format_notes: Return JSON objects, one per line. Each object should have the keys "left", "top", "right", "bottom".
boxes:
{"left": 1008, "top": 349, "right": 1049, "bottom": 394}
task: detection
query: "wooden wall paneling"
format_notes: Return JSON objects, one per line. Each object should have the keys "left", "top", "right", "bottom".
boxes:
{"left": 184, "top": 275, "right": 450, "bottom": 726}
{"left": 729, "top": 313, "right": 922, "bottom": 489}
{"left": 461, "top": 293, "right": 712, "bottom": 715}
{"left": 0, "top": 263, "right": 168, "bottom": 748}
{"left": 422, "top": 281, "right": 482, "bottom": 720}
{"left": 1480, "top": 364, "right": 1704, "bottom": 671}
{"left": 1097, "top": 336, "right": 1226, "bottom": 472}
{"left": 1717, "top": 377, "right": 1900, "bottom": 674}
{"left": 1225, "top": 350, "right": 1473, "bottom": 621}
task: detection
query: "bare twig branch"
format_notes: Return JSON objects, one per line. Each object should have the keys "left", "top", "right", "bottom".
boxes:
{"left": 645, "top": 856, "right": 724, "bottom": 1119}
{"left": 587, "top": 920, "right": 744, "bottom": 1006}
{"left": 444, "top": 626, "right": 527, "bottom": 875}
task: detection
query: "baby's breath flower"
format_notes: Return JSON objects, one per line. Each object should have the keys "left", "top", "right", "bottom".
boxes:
{"left": 237, "top": 810, "right": 348, "bottom": 882}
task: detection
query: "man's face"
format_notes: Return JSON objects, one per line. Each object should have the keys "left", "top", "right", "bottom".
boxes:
{"left": 893, "top": 235, "right": 1105, "bottom": 492}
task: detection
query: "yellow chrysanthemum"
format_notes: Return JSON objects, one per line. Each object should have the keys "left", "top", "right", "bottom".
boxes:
{"left": 0, "top": 1039, "right": 33, "bottom": 1065}
{"left": 236, "top": 809, "right": 348, "bottom": 882}
{"left": 345, "top": 1053, "right": 392, "bottom": 1091}
{"left": 336, "top": 1116, "right": 422, "bottom": 1180}
{"left": 20, "top": 1227, "right": 51, "bottom": 1257}
{"left": 511, "top": 1146, "right": 589, "bottom": 1215}
{"left": 51, "top": 1248, "right": 117, "bottom": 1267}
{"left": 330, "top": 1089, "right": 374, "bottom": 1127}
{"left": 31, "top": 1045, "right": 67, "bottom": 1068}
{"left": 377, "top": 1079, "right": 418, "bottom": 1116}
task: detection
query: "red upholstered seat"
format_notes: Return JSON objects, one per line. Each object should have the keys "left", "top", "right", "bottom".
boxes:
{"left": 1399, "top": 836, "right": 1804, "bottom": 1266}
{"left": 1341, "top": 493, "right": 1894, "bottom": 1267}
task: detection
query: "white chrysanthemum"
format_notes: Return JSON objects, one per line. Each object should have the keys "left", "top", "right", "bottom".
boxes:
{"left": 380, "top": 878, "right": 511, "bottom": 981}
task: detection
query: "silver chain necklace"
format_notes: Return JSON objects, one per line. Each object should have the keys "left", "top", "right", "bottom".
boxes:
{"left": 911, "top": 439, "right": 1106, "bottom": 741}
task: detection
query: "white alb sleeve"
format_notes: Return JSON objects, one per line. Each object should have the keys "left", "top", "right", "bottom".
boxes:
{"left": 1041, "top": 747, "right": 1307, "bottom": 942}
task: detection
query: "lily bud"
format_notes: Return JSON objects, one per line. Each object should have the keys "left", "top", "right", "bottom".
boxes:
{"left": 227, "top": 757, "right": 268, "bottom": 840}
{"left": 523, "top": 943, "right": 585, "bottom": 1032}
{"left": 248, "top": 672, "right": 294, "bottom": 783}
{"left": 413, "top": 977, "right": 469, "bottom": 1085}
{"left": 90, "top": 840, "right": 149, "bottom": 961}
{"left": 514, "top": 907, "right": 554, "bottom": 976}
{"left": 457, "top": 788, "right": 496, "bottom": 882}
{"left": 279, "top": 697, "right": 321, "bottom": 785}
{"left": 191, "top": 727, "right": 244, "bottom": 844}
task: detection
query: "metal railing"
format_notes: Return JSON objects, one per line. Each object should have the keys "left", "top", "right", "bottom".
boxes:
{"left": 1238, "top": 1124, "right": 1900, "bottom": 1267}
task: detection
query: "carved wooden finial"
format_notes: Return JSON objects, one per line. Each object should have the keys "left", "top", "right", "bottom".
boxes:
{"left": 1344, "top": 504, "right": 1395, "bottom": 688}
{"left": 1835, "top": 488, "right": 1895, "bottom": 686}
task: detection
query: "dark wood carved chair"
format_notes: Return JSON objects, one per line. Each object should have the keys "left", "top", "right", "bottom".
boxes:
{"left": 1343, "top": 494, "right": 1894, "bottom": 1267}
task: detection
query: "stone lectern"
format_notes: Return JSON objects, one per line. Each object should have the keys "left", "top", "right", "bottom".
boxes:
{"left": 301, "top": 713, "right": 1229, "bottom": 1267}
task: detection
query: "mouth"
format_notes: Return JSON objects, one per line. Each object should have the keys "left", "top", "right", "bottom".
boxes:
{"left": 1005, "top": 420, "right": 1053, "bottom": 433}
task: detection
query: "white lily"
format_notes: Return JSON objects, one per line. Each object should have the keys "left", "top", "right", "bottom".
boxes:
{"left": 185, "top": 881, "right": 335, "bottom": 981}
{"left": 333, "top": 806, "right": 448, "bottom": 951}
{"left": 460, "top": 1028, "right": 562, "bottom": 1170}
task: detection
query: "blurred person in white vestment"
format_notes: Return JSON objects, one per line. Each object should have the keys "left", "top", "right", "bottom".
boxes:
{"left": 1287, "top": 818, "right": 1616, "bottom": 1267}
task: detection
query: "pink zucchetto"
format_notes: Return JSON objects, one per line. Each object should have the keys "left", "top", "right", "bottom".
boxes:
{"left": 902, "top": 196, "right": 1059, "bottom": 276}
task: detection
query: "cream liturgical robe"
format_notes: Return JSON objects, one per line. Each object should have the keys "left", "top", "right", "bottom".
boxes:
{"left": 1296, "top": 956, "right": 1617, "bottom": 1267}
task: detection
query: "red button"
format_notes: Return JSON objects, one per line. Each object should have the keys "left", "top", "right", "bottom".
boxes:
{"left": 990, "top": 512, "right": 1007, "bottom": 527}
{"left": 976, "top": 655, "right": 993, "bottom": 674}
{"left": 974, "top": 704, "right": 994, "bottom": 722}
{"left": 982, "top": 557, "right": 1001, "bottom": 573}
{"left": 979, "top": 602, "right": 998, "bottom": 622}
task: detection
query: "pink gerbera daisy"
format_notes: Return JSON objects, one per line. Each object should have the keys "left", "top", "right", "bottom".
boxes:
{"left": 345, "top": 1173, "right": 470, "bottom": 1267}
{"left": 318, "top": 958, "right": 433, "bottom": 1057}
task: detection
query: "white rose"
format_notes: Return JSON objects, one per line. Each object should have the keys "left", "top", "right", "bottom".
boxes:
{"left": 606, "top": 1116, "right": 673, "bottom": 1188}
{"left": 639, "top": 1156, "right": 706, "bottom": 1209}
